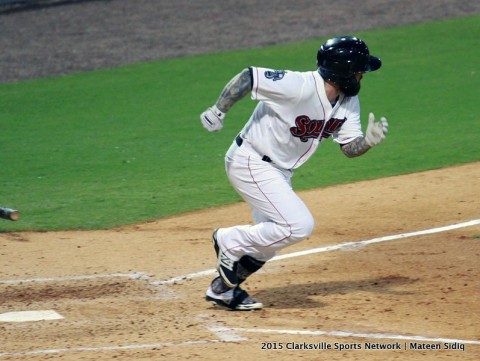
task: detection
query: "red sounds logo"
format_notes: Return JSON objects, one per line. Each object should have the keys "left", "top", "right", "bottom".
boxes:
{"left": 290, "top": 115, "right": 346, "bottom": 142}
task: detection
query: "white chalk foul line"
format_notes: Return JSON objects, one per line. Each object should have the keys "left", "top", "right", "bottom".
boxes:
{"left": 273, "top": 218, "right": 480, "bottom": 261}
{"left": 208, "top": 326, "right": 248, "bottom": 342}
{"left": 1, "top": 219, "right": 479, "bottom": 287}
{"left": 0, "top": 340, "right": 221, "bottom": 358}
{"left": 153, "top": 219, "right": 480, "bottom": 285}
{"left": 218, "top": 327, "right": 480, "bottom": 345}
{"left": 1, "top": 327, "right": 478, "bottom": 357}
{"left": 150, "top": 269, "right": 216, "bottom": 286}
{"left": 202, "top": 316, "right": 249, "bottom": 342}
{"left": 0, "top": 272, "right": 150, "bottom": 285}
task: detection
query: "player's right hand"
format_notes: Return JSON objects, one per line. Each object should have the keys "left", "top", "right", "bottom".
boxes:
{"left": 200, "top": 105, "right": 225, "bottom": 132}
{"left": 365, "top": 112, "right": 388, "bottom": 147}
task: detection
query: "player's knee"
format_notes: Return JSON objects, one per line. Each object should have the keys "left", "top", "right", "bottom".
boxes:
{"left": 289, "top": 214, "right": 315, "bottom": 241}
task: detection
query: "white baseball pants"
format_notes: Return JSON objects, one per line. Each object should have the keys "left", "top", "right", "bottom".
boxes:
{"left": 216, "top": 137, "right": 315, "bottom": 262}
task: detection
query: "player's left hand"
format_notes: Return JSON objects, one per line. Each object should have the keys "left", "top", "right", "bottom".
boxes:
{"left": 200, "top": 105, "right": 225, "bottom": 132}
{"left": 365, "top": 112, "right": 388, "bottom": 147}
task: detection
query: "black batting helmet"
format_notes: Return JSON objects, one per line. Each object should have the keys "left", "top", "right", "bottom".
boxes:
{"left": 317, "top": 36, "right": 381, "bottom": 96}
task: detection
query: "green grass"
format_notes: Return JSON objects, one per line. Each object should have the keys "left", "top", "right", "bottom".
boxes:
{"left": 0, "top": 15, "right": 479, "bottom": 231}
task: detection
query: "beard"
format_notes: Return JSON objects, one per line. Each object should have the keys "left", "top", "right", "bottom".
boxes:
{"left": 341, "top": 80, "right": 361, "bottom": 97}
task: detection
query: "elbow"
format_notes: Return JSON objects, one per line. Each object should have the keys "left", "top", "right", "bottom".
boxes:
{"left": 340, "top": 144, "right": 356, "bottom": 158}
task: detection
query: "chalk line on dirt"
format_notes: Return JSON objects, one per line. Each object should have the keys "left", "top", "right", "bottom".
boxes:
{"left": 152, "top": 219, "right": 480, "bottom": 285}
{"left": 1, "top": 219, "right": 478, "bottom": 287}
{"left": 0, "top": 340, "right": 221, "bottom": 357}
{"left": 0, "top": 327, "right": 478, "bottom": 357}
{"left": 0, "top": 272, "right": 150, "bottom": 285}
{"left": 217, "top": 326, "right": 480, "bottom": 345}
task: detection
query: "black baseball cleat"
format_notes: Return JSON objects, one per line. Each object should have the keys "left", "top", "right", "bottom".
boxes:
{"left": 206, "top": 282, "right": 263, "bottom": 311}
{"left": 212, "top": 229, "right": 238, "bottom": 288}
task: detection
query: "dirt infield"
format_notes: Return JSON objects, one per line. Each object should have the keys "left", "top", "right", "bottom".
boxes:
{"left": 1, "top": 162, "right": 479, "bottom": 360}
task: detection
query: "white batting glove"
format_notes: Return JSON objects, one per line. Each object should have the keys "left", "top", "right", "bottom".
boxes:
{"left": 200, "top": 105, "right": 225, "bottom": 132}
{"left": 365, "top": 112, "right": 389, "bottom": 147}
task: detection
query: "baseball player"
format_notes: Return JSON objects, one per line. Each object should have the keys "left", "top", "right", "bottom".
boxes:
{"left": 200, "top": 36, "right": 388, "bottom": 311}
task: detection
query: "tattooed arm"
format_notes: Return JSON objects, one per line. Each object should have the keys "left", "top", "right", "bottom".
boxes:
{"left": 341, "top": 113, "right": 389, "bottom": 157}
{"left": 215, "top": 68, "right": 253, "bottom": 113}
{"left": 200, "top": 68, "right": 253, "bottom": 132}
{"left": 340, "top": 137, "right": 371, "bottom": 158}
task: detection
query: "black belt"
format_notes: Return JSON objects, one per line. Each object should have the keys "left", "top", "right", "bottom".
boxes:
{"left": 235, "top": 135, "right": 272, "bottom": 163}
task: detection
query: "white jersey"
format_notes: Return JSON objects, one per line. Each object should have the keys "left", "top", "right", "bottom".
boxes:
{"left": 240, "top": 67, "right": 364, "bottom": 169}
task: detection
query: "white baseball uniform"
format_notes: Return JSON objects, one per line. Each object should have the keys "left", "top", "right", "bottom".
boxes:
{"left": 216, "top": 67, "right": 364, "bottom": 262}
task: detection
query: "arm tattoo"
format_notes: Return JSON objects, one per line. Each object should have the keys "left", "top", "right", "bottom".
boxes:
{"left": 341, "top": 136, "right": 371, "bottom": 158}
{"left": 215, "top": 68, "right": 253, "bottom": 113}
